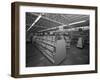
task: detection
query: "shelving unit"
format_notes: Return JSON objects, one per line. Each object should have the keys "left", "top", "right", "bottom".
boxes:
{"left": 26, "top": 12, "right": 90, "bottom": 66}
{"left": 32, "top": 32, "right": 68, "bottom": 65}
{"left": 34, "top": 35, "right": 56, "bottom": 63}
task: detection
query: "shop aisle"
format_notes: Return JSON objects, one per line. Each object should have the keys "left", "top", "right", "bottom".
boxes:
{"left": 26, "top": 12, "right": 90, "bottom": 67}
{"left": 26, "top": 41, "right": 89, "bottom": 67}
{"left": 26, "top": 42, "right": 53, "bottom": 67}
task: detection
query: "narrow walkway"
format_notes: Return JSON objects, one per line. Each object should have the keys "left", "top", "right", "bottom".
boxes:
{"left": 26, "top": 42, "right": 53, "bottom": 67}
{"left": 26, "top": 42, "right": 89, "bottom": 67}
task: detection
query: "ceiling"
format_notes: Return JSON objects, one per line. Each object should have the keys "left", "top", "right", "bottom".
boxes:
{"left": 26, "top": 12, "right": 89, "bottom": 33}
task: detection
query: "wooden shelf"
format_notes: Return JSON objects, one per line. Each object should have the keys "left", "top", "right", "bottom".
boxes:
{"left": 34, "top": 36, "right": 67, "bottom": 64}
{"left": 37, "top": 42, "right": 55, "bottom": 55}
{"left": 36, "top": 37, "right": 55, "bottom": 42}
{"left": 36, "top": 43, "right": 55, "bottom": 63}
{"left": 36, "top": 39, "right": 56, "bottom": 48}
{"left": 34, "top": 36, "right": 56, "bottom": 64}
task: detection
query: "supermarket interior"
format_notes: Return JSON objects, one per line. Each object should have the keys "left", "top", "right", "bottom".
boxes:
{"left": 26, "top": 12, "right": 90, "bottom": 67}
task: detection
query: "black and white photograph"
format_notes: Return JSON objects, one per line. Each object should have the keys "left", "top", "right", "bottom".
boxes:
{"left": 26, "top": 12, "right": 90, "bottom": 67}
{"left": 11, "top": 2, "right": 97, "bottom": 78}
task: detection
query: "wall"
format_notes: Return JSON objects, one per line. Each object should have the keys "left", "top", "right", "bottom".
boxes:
{"left": 0, "top": 0, "right": 100, "bottom": 80}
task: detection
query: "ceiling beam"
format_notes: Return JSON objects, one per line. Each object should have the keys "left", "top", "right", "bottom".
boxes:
{"left": 31, "top": 13, "right": 64, "bottom": 25}
{"left": 69, "top": 20, "right": 86, "bottom": 26}
{"left": 26, "top": 24, "right": 47, "bottom": 29}
{"left": 38, "top": 25, "right": 66, "bottom": 32}
{"left": 65, "top": 26, "right": 89, "bottom": 32}
{"left": 61, "top": 14, "right": 89, "bottom": 23}
{"left": 38, "top": 20, "right": 88, "bottom": 32}
{"left": 27, "top": 14, "right": 42, "bottom": 31}
{"left": 69, "top": 16, "right": 89, "bottom": 23}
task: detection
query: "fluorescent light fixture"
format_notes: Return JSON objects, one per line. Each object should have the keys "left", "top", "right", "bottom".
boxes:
{"left": 69, "top": 20, "right": 86, "bottom": 26}
{"left": 27, "top": 14, "right": 42, "bottom": 31}
{"left": 65, "top": 26, "right": 89, "bottom": 31}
